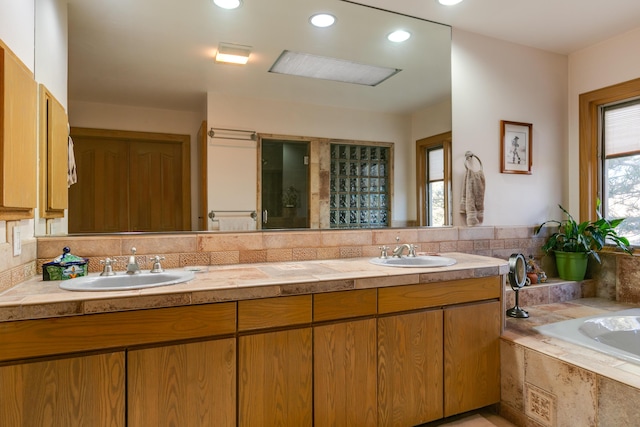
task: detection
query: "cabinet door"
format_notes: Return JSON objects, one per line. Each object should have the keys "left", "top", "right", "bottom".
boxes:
{"left": 39, "top": 85, "right": 68, "bottom": 217}
{"left": 314, "top": 318, "right": 377, "bottom": 427}
{"left": 0, "top": 43, "right": 37, "bottom": 216}
{"left": 378, "top": 310, "right": 443, "bottom": 427}
{"left": 0, "top": 352, "right": 125, "bottom": 426}
{"left": 239, "top": 328, "right": 313, "bottom": 427}
{"left": 128, "top": 338, "right": 236, "bottom": 427}
{"left": 444, "top": 300, "right": 501, "bottom": 417}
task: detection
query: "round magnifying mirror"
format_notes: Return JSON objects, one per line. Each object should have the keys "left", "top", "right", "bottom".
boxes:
{"left": 508, "top": 253, "right": 527, "bottom": 290}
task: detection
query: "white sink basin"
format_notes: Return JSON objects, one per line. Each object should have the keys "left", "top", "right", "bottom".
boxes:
{"left": 369, "top": 255, "right": 457, "bottom": 268}
{"left": 59, "top": 270, "right": 195, "bottom": 291}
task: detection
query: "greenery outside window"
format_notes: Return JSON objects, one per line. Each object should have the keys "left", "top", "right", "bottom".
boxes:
{"left": 579, "top": 77, "right": 640, "bottom": 245}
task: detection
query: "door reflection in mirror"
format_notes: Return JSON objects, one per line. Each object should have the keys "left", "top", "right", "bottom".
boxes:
{"left": 261, "top": 139, "right": 310, "bottom": 229}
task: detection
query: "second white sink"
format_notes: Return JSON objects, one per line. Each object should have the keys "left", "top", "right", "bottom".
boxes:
{"left": 369, "top": 255, "right": 457, "bottom": 268}
{"left": 59, "top": 270, "right": 195, "bottom": 291}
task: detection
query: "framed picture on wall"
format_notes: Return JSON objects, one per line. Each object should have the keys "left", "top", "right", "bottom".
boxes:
{"left": 500, "top": 120, "right": 532, "bottom": 174}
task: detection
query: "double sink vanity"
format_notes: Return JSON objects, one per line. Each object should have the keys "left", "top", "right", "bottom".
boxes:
{"left": 0, "top": 252, "right": 508, "bottom": 426}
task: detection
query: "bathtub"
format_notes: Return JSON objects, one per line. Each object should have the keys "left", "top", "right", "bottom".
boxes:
{"left": 535, "top": 308, "right": 640, "bottom": 365}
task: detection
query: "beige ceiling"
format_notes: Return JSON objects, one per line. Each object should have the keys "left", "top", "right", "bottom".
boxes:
{"left": 67, "top": 0, "right": 640, "bottom": 113}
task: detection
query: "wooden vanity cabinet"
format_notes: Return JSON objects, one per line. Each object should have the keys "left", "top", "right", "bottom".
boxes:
{"left": 444, "top": 300, "right": 501, "bottom": 416}
{"left": 128, "top": 338, "right": 236, "bottom": 427}
{"left": 377, "top": 277, "right": 502, "bottom": 426}
{"left": 313, "top": 289, "right": 378, "bottom": 427}
{"left": 0, "top": 302, "right": 236, "bottom": 427}
{"left": 0, "top": 351, "right": 125, "bottom": 426}
{"left": 238, "top": 295, "right": 314, "bottom": 427}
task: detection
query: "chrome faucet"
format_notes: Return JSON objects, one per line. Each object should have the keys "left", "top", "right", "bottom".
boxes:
{"left": 126, "top": 247, "right": 141, "bottom": 274}
{"left": 392, "top": 237, "right": 417, "bottom": 258}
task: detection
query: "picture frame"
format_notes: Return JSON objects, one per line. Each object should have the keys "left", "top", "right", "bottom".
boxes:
{"left": 500, "top": 120, "right": 532, "bottom": 174}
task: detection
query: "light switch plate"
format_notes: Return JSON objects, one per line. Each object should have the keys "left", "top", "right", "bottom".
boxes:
{"left": 13, "top": 226, "right": 21, "bottom": 256}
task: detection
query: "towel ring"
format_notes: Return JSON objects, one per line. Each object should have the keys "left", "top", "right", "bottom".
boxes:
{"left": 464, "top": 151, "right": 483, "bottom": 171}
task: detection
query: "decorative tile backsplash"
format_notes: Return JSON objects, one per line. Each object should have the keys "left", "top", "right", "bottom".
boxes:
{"left": 32, "top": 226, "right": 546, "bottom": 276}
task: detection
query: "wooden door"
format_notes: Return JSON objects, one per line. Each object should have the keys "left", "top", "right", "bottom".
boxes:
{"left": 68, "top": 137, "right": 129, "bottom": 232}
{"left": 239, "top": 328, "right": 313, "bottom": 427}
{"left": 129, "top": 140, "right": 185, "bottom": 231}
{"left": 0, "top": 352, "right": 125, "bottom": 426}
{"left": 377, "top": 310, "right": 443, "bottom": 427}
{"left": 69, "top": 128, "right": 191, "bottom": 233}
{"left": 128, "top": 338, "right": 236, "bottom": 427}
{"left": 314, "top": 318, "right": 378, "bottom": 427}
{"left": 444, "top": 300, "right": 501, "bottom": 417}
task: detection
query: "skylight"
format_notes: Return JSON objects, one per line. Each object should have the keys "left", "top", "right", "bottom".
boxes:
{"left": 269, "top": 51, "right": 401, "bottom": 87}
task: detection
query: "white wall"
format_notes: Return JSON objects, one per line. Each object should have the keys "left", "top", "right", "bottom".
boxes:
{"left": 567, "top": 27, "right": 640, "bottom": 216}
{"left": 0, "top": 0, "right": 34, "bottom": 70}
{"left": 451, "top": 29, "right": 568, "bottom": 226}
{"left": 35, "top": 0, "right": 68, "bottom": 107}
{"left": 207, "top": 93, "right": 422, "bottom": 225}
{"left": 69, "top": 100, "right": 205, "bottom": 230}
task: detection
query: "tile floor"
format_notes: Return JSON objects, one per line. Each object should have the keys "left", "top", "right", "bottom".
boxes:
{"left": 421, "top": 409, "right": 516, "bottom": 426}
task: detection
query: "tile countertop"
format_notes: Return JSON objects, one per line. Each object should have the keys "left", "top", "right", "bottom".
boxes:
{"left": 0, "top": 253, "right": 508, "bottom": 323}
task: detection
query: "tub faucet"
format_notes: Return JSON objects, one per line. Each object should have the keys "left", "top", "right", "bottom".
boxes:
{"left": 126, "top": 247, "right": 141, "bottom": 275}
{"left": 392, "top": 237, "right": 417, "bottom": 258}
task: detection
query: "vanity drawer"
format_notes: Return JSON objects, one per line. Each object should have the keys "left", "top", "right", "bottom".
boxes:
{"left": 0, "top": 302, "right": 237, "bottom": 362}
{"left": 313, "top": 289, "right": 377, "bottom": 322}
{"left": 378, "top": 277, "right": 501, "bottom": 314}
{"left": 238, "top": 295, "right": 312, "bottom": 332}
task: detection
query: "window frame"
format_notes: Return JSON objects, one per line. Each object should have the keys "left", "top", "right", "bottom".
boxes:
{"left": 579, "top": 77, "right": 640, "bottom": 221}
{"left": 416, "top": 132, "right": 452, "bottom": 226}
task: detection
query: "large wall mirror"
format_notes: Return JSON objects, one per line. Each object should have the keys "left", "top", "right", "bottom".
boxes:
{"left": 61, "top": 0, "right": 452, "bottom": 234}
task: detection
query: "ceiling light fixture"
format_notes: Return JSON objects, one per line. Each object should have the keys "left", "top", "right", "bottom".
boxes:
{"left": 215, "top": 42, "right": 252, "bottom": 65}
{"left": 269, "top": 50, "right": 401, "bottom": 87}
{"left": 387, "top": 30, "right": 411, "bottom": 43}
{"left": 309, "top": 13, "right": 336, "bottom": 28}
{"left": 213, "top": 0, "right": 242, "bottom": 10}
{"left": 438, "top": 0, "right": 464, "bottom": 5}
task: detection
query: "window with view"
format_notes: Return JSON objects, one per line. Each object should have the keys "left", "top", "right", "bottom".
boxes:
{"left": 602, "top": 99, "right": 640, "bottom": 246}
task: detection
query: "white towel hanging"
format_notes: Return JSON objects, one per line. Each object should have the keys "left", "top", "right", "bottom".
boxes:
{"left": 460, "top": 152, "right": 485, "bottom": 226}
{"left": 67, "top": 135, "right": 77, "bottom": 187}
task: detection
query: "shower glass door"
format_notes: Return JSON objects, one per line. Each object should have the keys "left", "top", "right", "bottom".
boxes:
{"left": 261, "top": 139, "right": 309, "bottom": 229}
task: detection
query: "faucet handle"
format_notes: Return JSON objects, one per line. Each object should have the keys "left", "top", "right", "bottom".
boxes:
{"left": 378, "top": 245, "right": 389, "bottom": 259}
{"left": 100, "top": 257, "right": 118, "bottom": 276}
{"left": 149, "top": 256, "right": 165, "bottom": 273}
{"left": 407, "top": 244, "right": 417, "bottom": 257}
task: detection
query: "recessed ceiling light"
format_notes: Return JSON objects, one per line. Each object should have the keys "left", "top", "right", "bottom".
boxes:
{"left": 309, "top": 13, "right": 336, "bottom": 28}
{"left": 213, "top": 0, "right": 242, "bottom": 10}
{"left": 387, "top": 30, "right": 411, "bottom": 43}
{"left": 438, "top": 0, "right": 464, "bottom": 5}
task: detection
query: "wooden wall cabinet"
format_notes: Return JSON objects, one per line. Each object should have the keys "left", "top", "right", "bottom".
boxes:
{"left": 0, "top": 41, "right": 37, "bottom": 219}
{"left": 39, "top": 84, "right": 69, "bottom": 218}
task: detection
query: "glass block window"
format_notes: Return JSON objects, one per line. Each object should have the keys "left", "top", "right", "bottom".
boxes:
{"left": 329, "top": 143, "right": 391, "bottom": 228}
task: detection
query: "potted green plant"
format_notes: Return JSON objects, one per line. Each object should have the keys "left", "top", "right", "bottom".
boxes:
{"left": 535, "top": 201, "right": 633, "bottom": 281}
